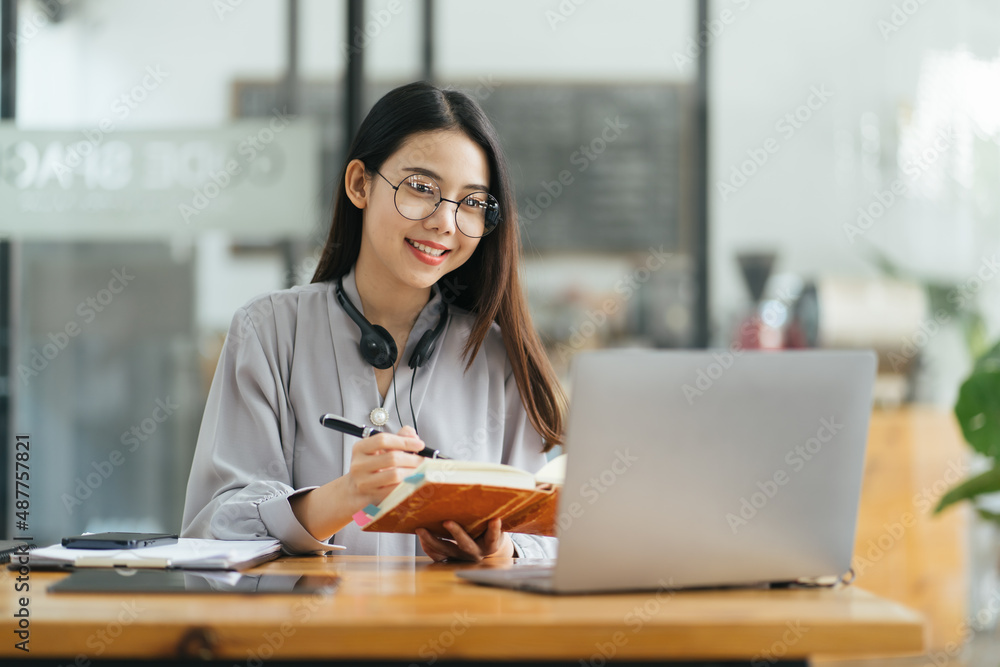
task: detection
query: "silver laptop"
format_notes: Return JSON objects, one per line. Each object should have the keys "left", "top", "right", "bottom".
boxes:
{"left": 457, "top": 349, "right": 876, "bottom": 593}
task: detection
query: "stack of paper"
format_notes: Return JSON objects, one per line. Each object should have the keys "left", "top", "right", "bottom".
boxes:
{"left": 28, "top": 538, "right": 289, "bottom": 571}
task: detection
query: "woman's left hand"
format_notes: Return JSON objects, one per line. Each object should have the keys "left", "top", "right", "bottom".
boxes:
{"left": 416, "top": 517, "right": 514, "bottom": 563}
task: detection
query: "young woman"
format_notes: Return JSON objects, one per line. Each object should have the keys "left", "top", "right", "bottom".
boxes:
{"left": 181, "top": 82, "right": 565, "bottom": 561}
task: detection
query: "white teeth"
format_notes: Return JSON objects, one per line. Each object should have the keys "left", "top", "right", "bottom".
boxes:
{"left": 408, "top": 239, "right": 447, "bottom": 257}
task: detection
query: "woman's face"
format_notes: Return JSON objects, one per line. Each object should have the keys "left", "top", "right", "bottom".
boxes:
{"left": 355, "top": 129, "right": 490, "bottom": 294}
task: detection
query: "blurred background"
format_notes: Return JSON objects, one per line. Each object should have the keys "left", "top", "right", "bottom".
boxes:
{"left": 2, "top": 1, "right": 1000, "bottom": 663}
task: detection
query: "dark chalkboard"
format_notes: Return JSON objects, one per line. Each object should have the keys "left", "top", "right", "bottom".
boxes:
{"left": 478, "top": 84, "right": 691, "bottom": 252}
{"left": 234, "top": 80, "right": 692, "bottom": 253}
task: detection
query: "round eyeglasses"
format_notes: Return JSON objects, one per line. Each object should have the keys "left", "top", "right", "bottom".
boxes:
{"left": 375, "top": 170, "right": 501, "bottom": 238}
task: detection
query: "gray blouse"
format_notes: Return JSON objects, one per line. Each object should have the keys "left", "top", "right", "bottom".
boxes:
{"left": 181, "top": 266, "right": 558, "bottom": 559}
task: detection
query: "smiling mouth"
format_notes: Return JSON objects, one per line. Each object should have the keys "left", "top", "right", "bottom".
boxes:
{"left": 406, "top": 239, "right": 450, "bottom": 257}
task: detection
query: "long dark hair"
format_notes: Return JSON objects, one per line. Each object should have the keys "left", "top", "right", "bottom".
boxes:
{"left": 312, "top": 81, "right": 565, "bottom": 450}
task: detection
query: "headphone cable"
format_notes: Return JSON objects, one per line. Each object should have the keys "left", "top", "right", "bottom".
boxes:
{"left": 387, "top": 345, "right": 422, "bottom": 437}
{"left": 390, "top": 363, "right": 405, "bottom": 435}
{"left": 409, "top": 366, "right": 419, "bottom": 435}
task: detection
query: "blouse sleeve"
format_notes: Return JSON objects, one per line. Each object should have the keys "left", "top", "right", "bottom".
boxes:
{"left": 180, "top": 304, "right": 335, "bottom": 555}
{"left": 500, "top": 364, "right": 559, "bottom": 560}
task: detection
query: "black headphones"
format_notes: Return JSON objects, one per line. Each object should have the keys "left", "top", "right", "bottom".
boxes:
{"left": 335, "top": 276, "right": 449, "bottom": 371}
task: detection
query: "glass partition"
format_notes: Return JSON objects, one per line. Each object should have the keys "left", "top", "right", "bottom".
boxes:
{"left": 4, "top": 0, "right": 339, "bottom": 543}
{"left": 3, "top": 0, "right": 998, "bottom": 548}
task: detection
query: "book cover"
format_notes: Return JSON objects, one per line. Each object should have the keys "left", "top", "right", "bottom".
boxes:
{"left": 356, "top": 455, "right": 565, "bottom": 539}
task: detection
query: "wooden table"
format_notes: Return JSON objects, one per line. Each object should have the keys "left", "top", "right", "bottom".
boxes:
{"left": 1, "top": 555, "right": 924, "bottom": 665}
{"left": 851, "top": 407, "right": 969, "bottom": 651}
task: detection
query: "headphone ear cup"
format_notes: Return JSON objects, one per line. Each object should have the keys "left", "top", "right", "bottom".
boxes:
{"left": 362, "top": 325, "right": 397, "bottom": 369}
{"left": 408, "top": 329, "right": 436, "bottom": 369}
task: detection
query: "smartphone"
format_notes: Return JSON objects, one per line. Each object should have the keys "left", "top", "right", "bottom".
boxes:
{"left": 61, "top": 532, "right": 179, "bottom": 550}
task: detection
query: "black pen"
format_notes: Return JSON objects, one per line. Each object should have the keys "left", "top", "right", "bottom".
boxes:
{"left": 319, "top": 414, "right": 451, "bottom": 459}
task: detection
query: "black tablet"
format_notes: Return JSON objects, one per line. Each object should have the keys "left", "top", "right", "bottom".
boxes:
{"left": 48, "top": 569, "right": 340, "bottom": 595}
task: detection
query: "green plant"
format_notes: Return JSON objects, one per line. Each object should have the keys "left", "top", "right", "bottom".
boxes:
{"left": 860, "top": 245, "right": 998, "bottom": 517}
{"left": 935, "top": 339, "right": 1000, "bottom": 520}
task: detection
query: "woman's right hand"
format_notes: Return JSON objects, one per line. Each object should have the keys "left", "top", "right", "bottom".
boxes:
{"left": 345, "top": 425, "right": 426, "bottom": 507}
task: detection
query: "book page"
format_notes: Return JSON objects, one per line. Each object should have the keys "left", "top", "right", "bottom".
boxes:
{"left": 374, "top": 459, "right": 537, "bottom": 516}
{"left": 416, "top": 459, "right": 536, "bottom": 487}
{"left": 534, "top": 454, "right": 566, "bottom": 486}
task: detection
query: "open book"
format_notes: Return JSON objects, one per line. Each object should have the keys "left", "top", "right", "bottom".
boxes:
{"left": 354, "top": 455, "right": 565, "bottom": 539}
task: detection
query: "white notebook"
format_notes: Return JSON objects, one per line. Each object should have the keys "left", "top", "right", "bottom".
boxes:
{"left": 27, "top": 538, "right": 304, "bottom": 571}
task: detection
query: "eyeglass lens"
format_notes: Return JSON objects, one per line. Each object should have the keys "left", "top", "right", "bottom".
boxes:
{"left": 394, "top": 174, "right": 500, "bottom": 238}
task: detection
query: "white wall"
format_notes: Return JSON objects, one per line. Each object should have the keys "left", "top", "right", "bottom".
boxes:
{"left": 709, "top": 0, "right": 1000, "bottom": 400}
{"left": 11, "top": 0, "right": 1000, "bottom": 376}
{"left": 11, "top": 0, "right": 695, "bottom": 331}
{"left": 710, "top": 0, "right": 1000, "bottom": 315}
{"left": 435, "top": 0, "right": 694, "bottom": 82}
{"left": 16, "top": 0, "right": 285, "bottom": 127}
{"left": 15, "top": 0, "right": 319, "bottom": 328}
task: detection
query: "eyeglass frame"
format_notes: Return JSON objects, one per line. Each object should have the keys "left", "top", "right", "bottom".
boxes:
{"left": 372, "top": 169, "right": 501, "bottom": 238}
